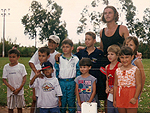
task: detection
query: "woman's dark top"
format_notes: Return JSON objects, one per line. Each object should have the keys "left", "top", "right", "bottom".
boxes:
{"left": 101, "top": 25, "right": 125, "bottom": 55}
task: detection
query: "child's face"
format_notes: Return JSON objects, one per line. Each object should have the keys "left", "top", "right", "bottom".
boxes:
{"left": 62, "top": 44, "right": 73, "bottom": 55}
{"left": 85, "top": 35, "right": 96, "bottom": 48}
{"left": 48, "top": 39, "right": 59, "bottom": 50}
{"left": 8, "top": 53, "right": 20, "bottom": 65}
{"left": 125, "top": 40, "right": 136, "bottom": 52}
{"left": 42, "top": 68, "right": 54, "bottom": 78}
{"left": 38, "top": 52, "right": 50, "bottom": 64}
{"left": 119, "top": 55, "right": 134, "bottom": 67}
{"left": 107, "top": 51, "right": 118, "bottom": 62}
{"left": 80, "top": 66, "right": 91, "bottom": 75}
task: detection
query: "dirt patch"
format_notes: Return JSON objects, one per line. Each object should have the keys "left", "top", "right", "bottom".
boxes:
{"left": 0, "top": 106, "right": 30, "bottom": 113}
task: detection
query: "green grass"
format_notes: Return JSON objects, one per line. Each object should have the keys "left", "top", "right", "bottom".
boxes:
{"left": 0, "top": 57, "right": 150, "bottom": 112}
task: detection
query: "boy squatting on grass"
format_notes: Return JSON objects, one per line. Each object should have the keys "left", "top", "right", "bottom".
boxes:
{"left": 2, "top": 49, "right": 27, "bottom": 113}
{"left": 30, "top": 61, "right": 62, "bottom": 113}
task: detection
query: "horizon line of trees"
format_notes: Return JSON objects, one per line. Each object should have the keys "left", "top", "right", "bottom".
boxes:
{"left": 0, "top": 39, "right": 150, "bottom": 58}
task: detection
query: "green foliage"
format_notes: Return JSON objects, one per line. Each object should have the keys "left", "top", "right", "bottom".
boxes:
{"left": 0, "top": 39, "right": 36, "bottom": 57}
{"left": 21, "top": 0, "right": 68, "bottom": 48}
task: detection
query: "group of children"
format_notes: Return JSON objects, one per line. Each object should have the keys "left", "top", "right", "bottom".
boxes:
{"left": 2, "top": 32, "right": 145, "bottom": 113}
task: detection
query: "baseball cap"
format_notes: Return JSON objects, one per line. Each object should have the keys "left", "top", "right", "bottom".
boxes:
{"left": 48, "top": 35, "right": 60, "bottom": 44}
{"left": 41, "top": 61, "right": 53, "bottom": 70}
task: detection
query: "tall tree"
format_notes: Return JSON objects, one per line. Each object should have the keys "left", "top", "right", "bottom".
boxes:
{"left": 77, "top": 0, "right": 137, "bottom": 36}
{"left": 22, "top": 0, "right": 68, "bottom": 48}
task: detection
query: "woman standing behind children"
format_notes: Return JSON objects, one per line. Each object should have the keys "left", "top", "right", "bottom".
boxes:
{"left": 75, "top": 58, "right": 97, "bottom": 113}
{"left": 113, "top": 46, "right": 141, "bottom": 113}
{"left": 123, "top": 36, "right": 145, "bottom": 93}
{"left": 105, "top": 45, "right": 121, "bottom": 113}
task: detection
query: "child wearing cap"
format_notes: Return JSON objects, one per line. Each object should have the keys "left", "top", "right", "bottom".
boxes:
{"left": 29, "top": 35, "right": 60, "bottom": 113}
{"left": 29, "top": 47, "right": 50, "bottom": 113}
{"left": 29, "top": 35, "right": 60, "bottom": 77}
{"left": 30, "top": 61, "right": 62, "bottom": 113}
{"left": 55, "top": 38, "right": 80, "bottom": 113}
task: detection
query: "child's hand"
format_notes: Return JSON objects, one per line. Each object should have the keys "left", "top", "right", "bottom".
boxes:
{"left": 58, "top": 100, "right": 61, "bottom": 107}
{"left": 13, "top": 88, "right": 20, "bottom": 95}
{"left": 55, "top": 53, "right": 62, "bottom": 61}
{"left": 32, "top": 95, "right": 36, "bottom": 101}
{"left": 9, "top": 86, "right": 15, "bottom": 92}
{"left": 113, "top": 101, "right": 116, "bottom": 108}
{"left": 130, "top": 98, "right": 137, "bottom": 104}
{"left": 36, "top": 70, "right": 44, "bottom": 78}
{"left": 78, "top": 101, "right": 82, "bottom": 107}
{"left": 77, "top": 46, "right": 85, "bottom": 52}
{"left": 105, "top": 87, "right": 110, "bottom": 94}
{"left": 109, "top": 88, "right": 113, "bottom": 94}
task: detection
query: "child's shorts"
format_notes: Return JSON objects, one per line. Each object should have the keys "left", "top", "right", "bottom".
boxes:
{"left": 7, "top": 95, "right": 25, "bottom": 109}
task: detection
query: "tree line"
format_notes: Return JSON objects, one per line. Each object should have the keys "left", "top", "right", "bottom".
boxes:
{"left": 0, "top": 38, "right": 150, "bottom": 58}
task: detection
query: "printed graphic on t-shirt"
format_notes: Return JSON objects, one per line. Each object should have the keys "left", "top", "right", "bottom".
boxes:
{"left": 91, "top": 57, "right": 97, "bottom": 63}
{"left": 42, "top": 82, "right": 54, "bottom": 92}
{"left": 71, "top": 62, "right": 75, "bottom": 67}
{"left": 78, "top": 80, "right": 92, "bottom": 94}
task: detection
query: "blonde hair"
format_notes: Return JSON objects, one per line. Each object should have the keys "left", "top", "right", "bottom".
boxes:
{"left": 107, "top": 44, "right": 120, "bottom": 55}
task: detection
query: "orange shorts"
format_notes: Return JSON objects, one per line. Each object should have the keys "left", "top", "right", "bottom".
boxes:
{"left": 116, "top": 86, "right": 138, "bottom": 108}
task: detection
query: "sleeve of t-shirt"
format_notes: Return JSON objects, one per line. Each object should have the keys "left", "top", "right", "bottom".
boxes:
{"left": 54, "top": 78, "right": 63, "bottom": 96}
{"left": 21, "top": 64, "right": 27, "bottom": 77}
{"left": 2, "top": 65, "right": 7, "bottom": 79}
{"left": 29, "top": 78, "right": 38, "bottom": 88}
{"left": 29, "top": 50, "right": 39, "bottom": 65}
{"left": 54, "top": 62, "right": 59, "bottom": 78}
{"left": 30, "top": 70, "right": 35, "bottom": 80}
{"left": 76, "top": 61, "right": 81, "bottom": 77}
{"left": 74, "top": 76, "right": 79, "bottom": 84}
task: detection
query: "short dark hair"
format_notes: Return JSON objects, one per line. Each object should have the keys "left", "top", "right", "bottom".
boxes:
{"left": 8, "top": 49, "right": 20, "bottom": 57}
{"left": 101, "top": 6, "right": 119, "bottom": 23}
{"left": 38, "top": 47, "right": 50, "bottom": 56}
{"left": 79, "top": 58, "right": 92, "bottom": 67}
{"left": 85, "top": 32, "right": 96, "bottom": 39}
{"left": 61, "top": 38, "right": 73, "bottom": 47}
{"left": 119, "top": 46, "right": 134, "bottom": 56}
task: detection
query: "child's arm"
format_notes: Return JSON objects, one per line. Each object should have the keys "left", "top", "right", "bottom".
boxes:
{"left": 3, "top": 78, "right": 15, "bottom": 92}
{"left": 58, "top": 96, "right": 62, "bottom": 107}
{"left": 88, "top": 81, "right": 96, "bottom": 103}
{"left": 134, "top": 59, "right": 146, "bottom": 92}
{"left": 75, "top": 83, "right": 81, "bottom": 107}
{"left": 29, "top": 63, "right": 38, "bottom": 74}
{"left": 113, "top": 72, "right": 118, "bottom": 108}
{"left": 130, "top": 68, "right": 141, "bottom": 104}
{"left": 105, "top": 65, "right": 109, "bottom": 94}
{"left": 13, "top": 75, "right": 26, "bottom": 95}
{"left": 30, "top": 70, "right": 41, "bottom": 85}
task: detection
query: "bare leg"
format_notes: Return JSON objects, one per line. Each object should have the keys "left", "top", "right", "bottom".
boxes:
{"left": 30, "top": 100, "right": 36, "bottom": 113}
{"left": 127, "top": 108, "right": 137, "bottom": 113}
{"left": 118, "top": 108, "right": 126, "bottom": 113}
{"left": 8, "top": 109, "right": 13, "bottom": 113}
{"left": 17, "top": 108, "right": 22, "bottom": 113}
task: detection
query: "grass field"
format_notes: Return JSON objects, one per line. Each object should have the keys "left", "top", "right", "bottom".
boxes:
{"left": 0, "top": 57, "right": 150, "bottom": 112}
